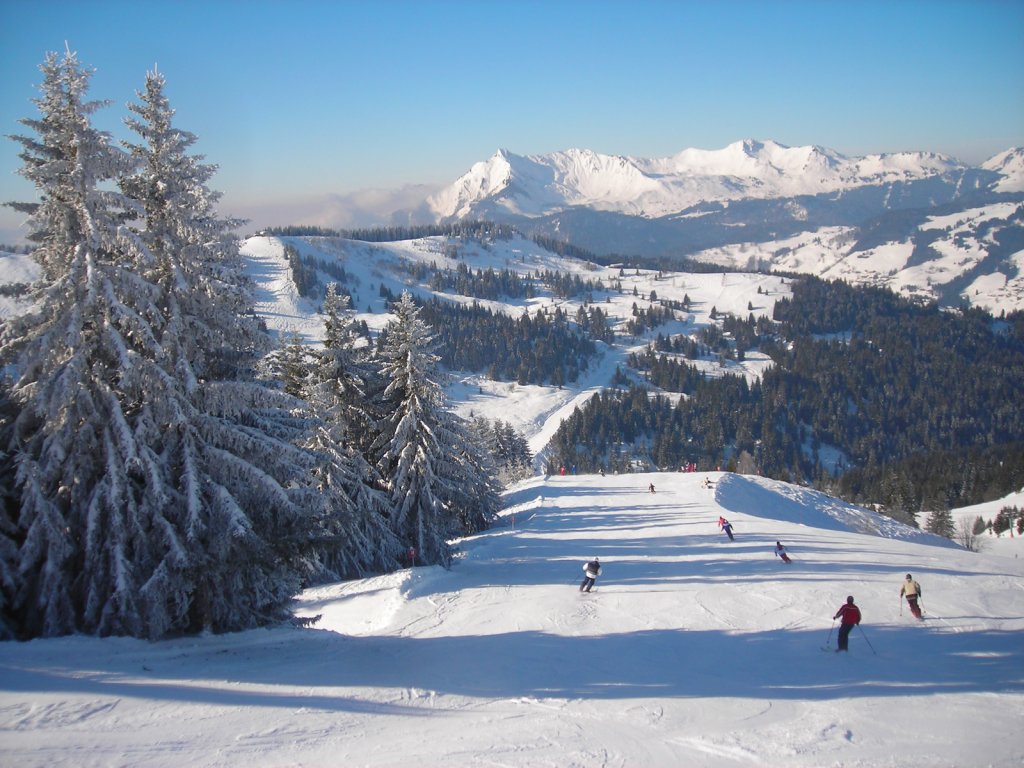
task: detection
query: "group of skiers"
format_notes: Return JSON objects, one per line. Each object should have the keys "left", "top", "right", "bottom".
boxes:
{"left": 579, "top": 535, "right": 926, "bottom": 654}
{"left": 572, "top": 480, "right": 927, "bottom": 651}
{"left": 822, "top": 572, "right": 925, "bottom": 652}
{"left": 716, "top": 517, "right": 793, "bottom": 567}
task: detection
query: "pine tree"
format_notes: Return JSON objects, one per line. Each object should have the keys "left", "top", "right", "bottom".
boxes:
{"left": 303, "top": 284, "right": 398, "bottom": 579}
{"left": 0, "top": 384, "right": 20, "bottom": 640}
{"left": 925, "top": 507, "right": 955, "bottom": 538}
{"left": 266, "top": 331, "right": 314, "bottom": 398}
{"left": 119, "top": 67, "right": 318, "bottom": 635}
{"left": 2, "top": 49, "right": 154, "bottom": 637}
{"left": 0, "top": 55, "right": 316, "bottom": 638}
{"left": 372, "top": 293, "right": 498, "bottom": 565}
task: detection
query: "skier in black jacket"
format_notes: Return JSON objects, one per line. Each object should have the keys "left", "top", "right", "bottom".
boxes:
{"left": 579, "top": 557, "right": 601, "bottom": 592}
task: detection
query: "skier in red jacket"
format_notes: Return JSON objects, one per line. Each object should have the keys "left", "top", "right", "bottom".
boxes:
{"left": 833, "top": 595, "right": 861, "bottom": 652}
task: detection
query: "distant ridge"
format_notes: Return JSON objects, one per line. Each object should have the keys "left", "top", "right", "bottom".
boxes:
{"left": 424, "top": 139, "right": 984, "bottom": 221}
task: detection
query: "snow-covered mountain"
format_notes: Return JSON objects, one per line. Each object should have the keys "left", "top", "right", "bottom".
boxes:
{"left": 685, "top": 199, "right": 1024, "bottom": 313}
{"left": 423, "top": 139, "right": 989, "bottom": 222}
{"left": 983, "top": 147, "right": 1024, "bottom": 193}
{"left": 2, "top": 470, "right": 1021, "bottom": 766}
{"left": 394, "top": 140, "right": 1024, "bottom": 314}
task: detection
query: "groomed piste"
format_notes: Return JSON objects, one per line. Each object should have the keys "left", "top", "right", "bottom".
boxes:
{"left": 2, "top": 471, "right": 1022, "bottom": 767}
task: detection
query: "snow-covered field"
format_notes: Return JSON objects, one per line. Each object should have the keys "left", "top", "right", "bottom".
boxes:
{"left": 2, "top": 471, "right": 1022, "bottom": 767}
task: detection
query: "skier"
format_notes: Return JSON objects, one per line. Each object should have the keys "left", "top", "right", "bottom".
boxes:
{"left": 900, "top": 573, "right": 923, "bottom": 619}
{"left": 774, "top": 541, "right": 791, "bottom": 563}
{"left": 579, "top": 557, "right": 601, "bottom": 592}
{"left": 719, "top": 517, "right": 735, "bottom": 541}
{"left": 649, "top": 482, "right": 656, "bottom": 493}
{"left": 832, "top": 595, "right": 861, "bottom": 652}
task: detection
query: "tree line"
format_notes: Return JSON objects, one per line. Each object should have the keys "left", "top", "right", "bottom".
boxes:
{"left": 414, "top": 299, "right": 600, "bottom": 386}
{"left": 265, "top": 221, "right": 516, "bottom": 243}
{"left": 549, "top": 276, "right": 1024, "bottom": 525}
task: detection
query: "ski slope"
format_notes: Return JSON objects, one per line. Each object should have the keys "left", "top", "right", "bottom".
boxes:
{"left": 2, "top": 471, "right": 1022, "bottom": 767}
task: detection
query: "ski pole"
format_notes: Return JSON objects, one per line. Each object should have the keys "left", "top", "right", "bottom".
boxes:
{"left": 857, "top": 625, "right": 877, "bottom": 655}
{"left": 899, "top": 598, "right": 903, "bottom": 617}
{"left": 825, "top": 619, "right": 835, "bottom": 647}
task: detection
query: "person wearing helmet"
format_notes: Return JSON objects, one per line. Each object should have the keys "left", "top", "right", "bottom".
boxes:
{"left": 900, "top": 573, "right": 923, "bottom": 619}
{"left": 833, "top": 595, "right": 862, "bottom": 652}
{"left": 580, "top": 557, "right": 601, "bottom": 592}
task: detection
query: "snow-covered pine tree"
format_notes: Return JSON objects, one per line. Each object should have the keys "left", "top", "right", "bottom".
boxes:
{"left": 372, "top": 292, "right": 499, "bottom": 566}
{"left": 303, "top": 283, "right": 398, "bottom": 580}
{"left": 444, "top": 420, "right": 502, "bottom": 538}
{"left": 1, "top": 49, "right": 162, "bottom": 637}
{"left": 264, "top": 330, "right": 315, "bottom": 398}
{"left": 0, "top": 385, "right": 20, "bottom": 640}
{"left": 0, "top": 53, "right": 317, "bottom": 639}
{"left": 925, "top": 507, "right": 955, "bottom": 538}
{"left": 470, "top": 417, "right": 533, "bottom": 485}
{"left": 119, "top": 67, "right": 319, "bottom": 635}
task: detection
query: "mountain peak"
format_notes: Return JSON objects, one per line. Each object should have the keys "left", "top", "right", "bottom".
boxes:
{"left": 983, "top": 147, "right": 1024, "bottom": 192}
{"left": 427, "top": 140, "right": 977, "bottom": 222}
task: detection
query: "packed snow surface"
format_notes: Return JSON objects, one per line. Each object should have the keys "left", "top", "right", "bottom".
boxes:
{"left": 3, "top": 471, "right": 1022, "bottom": 767}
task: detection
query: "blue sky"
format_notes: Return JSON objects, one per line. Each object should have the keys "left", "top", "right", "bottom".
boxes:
{"left": 1, "top": 0, "right": 1022, "bottom": 237}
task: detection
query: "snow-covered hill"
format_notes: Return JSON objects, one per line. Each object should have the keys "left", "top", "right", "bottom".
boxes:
{"left": 3, "top": 224, "right": 1020, "bottom": 474}
{"left": 234, "top": 233, "right": 787, "bottom": 463}
{"left": 425, "top": 140, "right": 977, "bottom": 221}
{"left": 2, "top": 470, "right": 1021, "bottom": 767}
{"left": 685, "top": 200, "right": 1024, "bottom": 313}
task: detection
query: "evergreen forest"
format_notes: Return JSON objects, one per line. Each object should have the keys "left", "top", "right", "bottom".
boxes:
{"left": 548, "top": 277, "right": 1024, "bottom": 525}
{"left": 0, "top": 52, "right": 504, "bottom": 641}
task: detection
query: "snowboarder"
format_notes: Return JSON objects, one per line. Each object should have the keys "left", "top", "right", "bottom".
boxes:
{"left": 649, "top": 482, "right": 656, "bottom": 493}
{"left": 775, "top": 541, "right": 791, "bottom": 563}
{"left": 833, "top": 595, "right": 861, "bottom": 652}
{"left": 900, "top": 573, "right": 923, "bottom": 619}
{"left": 579, "top": 557, "right": 601, "bottom": 592}
{"left": 719, "top": 517, "right": 734, "bottom": 541}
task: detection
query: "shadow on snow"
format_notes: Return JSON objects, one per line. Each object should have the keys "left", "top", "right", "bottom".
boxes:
{"left": 2, "top": 623, "right": 1020, "bottom": 713}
